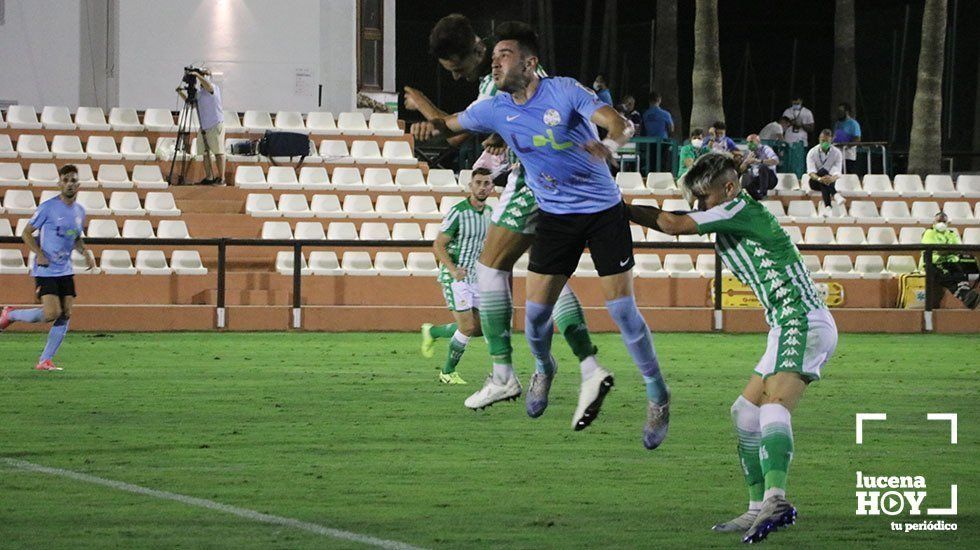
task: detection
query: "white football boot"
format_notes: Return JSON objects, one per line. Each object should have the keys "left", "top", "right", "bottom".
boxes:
{"left": 571, "top": 366, "right": 615, "bottom": 430}
{"left": 464, "top": 374, "right": 522, "bottom": 410}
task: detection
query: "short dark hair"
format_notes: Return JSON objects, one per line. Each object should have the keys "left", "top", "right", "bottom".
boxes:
{"left": 649, "top": 91, "right": 661, "bottom": 103}
{"left": 778, "top": 115, "right": 792, "bottom": 123}
{"left": 690, "top": 128, "right": 704, "bottom": 138}
{"left": 58, "top": 164, "right": 79, "bottom": 177}
{"left": 838, "top": 102, "right": 852, "bottom": 113}
{"left": 494, "top": 21, "right": 539, "bottom": 57}
{"left": 791, "top": 93, "right": 803, "bottom": 101}
{"left": 820, "top": 128, "right": 834, "bottom": 138}
{"left": 429, "top": 14, "right": 478, "bottom": 60}
{"left": 471, "top": 167, "right": 492, "bottom": 177}
{"left": 713, "top": 121, "right": 726, "bottom": 130}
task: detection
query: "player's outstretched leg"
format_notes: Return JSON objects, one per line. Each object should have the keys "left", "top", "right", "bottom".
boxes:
{"left": 524, "top": 301, "right": 559, "bottom": 418}
{"left": 36, "top": 316, "right": 70, "bottom": 371}
{"left": 713, "top": 394, "right": 764, "bottom": 533}
{"left": 467, "top": 262, "right": 522, "bottom": 406}
{"left": 421, "top": 322, "right": 456, "bottom": 359}
{"left": 439, "top": 330, "right": 469, "bottom": 385}
{"left": 553, "top": 284, "right": 605, "bottom": 376}
{"left": 1, "top": 306, "right": 45, "bottom": 330}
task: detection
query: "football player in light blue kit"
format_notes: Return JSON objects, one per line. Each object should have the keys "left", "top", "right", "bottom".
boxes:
{"left": 412, "top": 26, "right": 670, "bottom": 448}
{"left": 1, "top": 165, "right": 96, "bottom": 370}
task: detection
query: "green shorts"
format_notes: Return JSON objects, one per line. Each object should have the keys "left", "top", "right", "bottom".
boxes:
{"left": 441, "top": 279, "right": 480, "bottom": 312}
{"left": 490, "top": 170, "right": 538, "bottom": 235}
{"left": 754, "top": 308, "right": 838, "bottom": 381}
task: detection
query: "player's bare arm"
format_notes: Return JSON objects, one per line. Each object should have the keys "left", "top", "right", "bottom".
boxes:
{"left": 432, "top": 231, "right": 464, "bottom": 281}
{"left": 73, "top": 235, "right": 97, "bottom": 271}
{"left": 410, "top": 114, "right": 464, "bottom": 143}
{"left": 583, "top": 105, "right": 633, "bottom": 160}
{"left": 627, "top": 204, "right": 699, "bottom": 235}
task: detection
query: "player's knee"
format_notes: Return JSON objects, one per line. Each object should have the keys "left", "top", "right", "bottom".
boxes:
{"left": 43, "top": 311, "right": 60, "bottom": 323}
{"left": 458, "top": 317, "right": 477, "bottom": 337}
{"left": 606, "top": 296, "right": 646, "bottom": 335}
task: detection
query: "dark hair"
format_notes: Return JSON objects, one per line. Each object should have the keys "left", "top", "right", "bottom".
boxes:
{"left": 690, "top": 128, "right": 704, "bottom": 138}
{"left": 791, "top": 93, "right": 803, "bottom": 101}
{"left": 778, "top": 115, "right": 792, "bottom": 123}
{"left": 429, "top": 14, "right": 478, "bottom": 60}
{"left": 494, "top": 21, "right": 539, "bottom": 57}
{"left": 713, "top": 121, "right": 726, "bottom": 130}
{"left": 58, "top": 164, "right": 79, "bottom": 177}
{"left": 649, "top": 91, "right": 661, "bottom": 103}
{"left": 838, "top": 102, "right": 852, "bottom": 113}
{"left": 471, "top": 167, "right": 492, "bottom": 177}
{"left": 820, "top": 128, "right": 834, "bottom": 137}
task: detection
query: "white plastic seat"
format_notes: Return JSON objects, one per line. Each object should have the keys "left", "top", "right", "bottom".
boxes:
{"left": 880, "top": 201, "right": 914, "bottom": 224}
{"left": 0, "top": 219, "right": 13, "bottom": 236}
{"left": 645, "top": 228, "right": 677, "bottom": 242}
{"left": 275, "top": 250, "right": 307, "bottom": 275}
{"left": 369, "top": 113, "right": 403, "bottom": 137}
{"left": 359, "top": 222, "right": 392, "bottom": 241}
{"left": 0, "top": 110, "right": 4, "bottom": 129}
{"left": 862, "top": 174, "right": 899, "bottom": 197}
{"left": 634, "top": 254, "right": 668, "bottom": 278}
{"left": 646, "top": 173, "right": 678, "bottom": 194}
{"left": 835, "top": 226, "right": 866, "bottom": 245}
{"left": 122, "top": 219, "right": 155, "bottom": 239}
{"left": 76, "top": 191, "right": 111, "bottom": 215}
{"left": 423, "top": 223, "right": 442, "bottom": 240}
{"left": 0, "top": 135, "right": 15, "bottom": 158}
{"left": 267, "top": 166, "right": 301, "bottom": 190}
{"left": 38, "top": 190, "right": 59, "bottom": 204}
{"left": 910, "top": 201, "right": 941, "bottom": 223}
{"left": 171, "top": 250, "right": 207, "bottom": 275}
{"left": 306, "top": 112, "right": 341, "bottom": 135}
{"left": 153, "top": 137, "right": 188, "bottom": 161}
{"left": 16, "top": 218, "right": 33, "bottom": 236}
{"left": 427, "top": 169, "right": 460, "bottom": 192}
{"left": 804, "top": 226, "right": 835, "bottom": 244}
{"left": 631, "top": 198, "right": 659, "bottom": 208}
{"left": 351, "top": 140, "right": 385, "bottom": 164}
{"left": 802, "top": 255, "right": 828, "bottom": 279}
{"left": 97, "top": 165, "right": 133, "bottom": 188}
{"left": 245, "top": 193, "right": 280, "bottom": 218}
{"left": 137, "top": 250, "right": 173, "bottom": 274}
{"left": 892, "top": 174, "right": 928, "bottom": 197}
{"left": 86, "top": 136, "right": 122, "bottom": 160}
{"left": 293, "top": 221, "right": 326, "bottom": 240}
{"left": 382, "top": 141, "right": 416, "bottom": 165}
{"left": 299, "top": 167, "right": 331, "bottom": 190}
{"left": 318, "top": 140, "right": 353, "bottom": 164}
{"left": 326, "top": 222, "right": 358, "bottom": 240}
{"left": 243, "top": 110, "right": 274, "bottom": 133}
{"left": 364, "top": 167, "right": 396, "bottom": 191}
{"left": 0, "top": 250, "right": 29, "bottom": 274}
{"left": 273, "top": 111, "right": 308, "bottom": 133}
{"left": 866, "top": 227, "right": 898, "bottom": 245}
{"left": 100, "top": 250, "right": 137, "bottom": 274}
{"left": 774, "top": 173, "right": 803, "bottom": 196}
{"left": 75, "top": 107, "right": 110, "bottom": 131}
{"left": 854, "top": 255, "right": 888, "bottom": 279}
{"left": 221, "top": 110, "right": 243, "bottom": 133}
{"left": 695, "top": 254, "right": 717, "bottom": 277}
{"left": 961, "top": 228, "right": 980, "bottom": 245}
{"left": 956, "top": 175, "right": 980, "bottom": 198}
{"left": 108, "top": 108, "right": 143, "bottom": 131}
{"left": 942, "top": 202, "right": 977, "bottom": 225}
{"left": 575, "top": 253, "right": 599, "bottom": 277}
{"left": 373, "top": 193, "right": 409, "bottom": 218}
{"left": 848, "top": 200, "right": 881, "bottom": 224}
{"left": 630, "top": 224, "right": 645, "bottom": 242}
{"left": 661, "top": 198, "right": 693, "bottom": 212}
{"left": 278, "top": 194, "right": 313, "bottom": 218}
{"left": 784, "top": 226, "right": 803, "bottom": 244}
{"left": 132, "top": 165, "right": 168, "bottom": 189}
{"left": 262, "top": 221, "right": 293, "bottom": 240}
{"left": 235, "top": 165, "right": 268, "bottom": 189}
{"left": 616, "top": 172, "right": 648, "bottom": 195}
{"left": 761, "top": 200, "right": 787, "bottom": 221}
{"left": 41, "top": 106, "right": 75, "bottom": 130}
{"left": 822, "top": 255, "right": 859, "bottom": 279}
{"left": 157, "top": 220, "right": 191, "bottom": 239}
{"left": 833, "top": 174, "right": 865, "bottom": 197}
{"left": 3, "top": 189, "right": 37, "bottom": 214}
{"left": 143, "top": 109, "right": 176, "bottom": 132}
{"left": 899, "top": 226, "right": 926, "bottom": 244}
{"left": 74, "top": 164, "right": 97, "bottom": 187}
{"left": 924, "top": 175, "right": 960, "bottom": 198}
{"left": 304, "top": 251, "right": 343, "bottom": 275}
{"left": 439, "top": 196, "right": 464, "bottom": 215}
{"left": 407, "top": 252, "right": 438, "bottom": 275}
{"left": 0, "top": 163, "right": 28, "bottom": 185}
{"left": 120, "top": 137, "right": 155, "bottom": 161}
{"left": 678, "top": 233, "right": 710, "bottom": 243}
{"left": 886, "top": 255, "right": 918, "bottom": 275}
{"left": 6, "top": 105, "right": 42, "bottom": 129}
{"left": 342, "top": 194, "right": 376, "bottom": 218}
{"left": 86, "top": 219, "right": 120, "bottom": 238}
{"left": 457, "top": 170, "right": 472, "bottom": 188}
{"left": 337, "top": 112, "right": 372, "bottom": 135}
{"left": 787, "top": 200, "right": 821, "bottom": 223}
{"left": 311, "top": 194, "right": 343, "bottom": 218}
{"left": 330, "top": 167, "right": 364, "bottom": 190}
{"left": 664, "top": 254, "right": 699, "bottom": 278}
{"left": 394, "top": 168, "right": 429, "bottom": 191}
{"left": 16, "top": 134, "right": 53, "bottom": 159}
{"left": 144, "top": 192, "right": 180, "bottom": 216}
{"left": 375, "top": 252, "right": 409, "bottom": 276}
{"left": 342, "top": 251, "right": 377, "bottom": 275}
{"left": 109, "top": 191, "right": 145, "bottom": 216}
{"left": 392, "top": 222, "right": 423, "bottom": 241}
{"left": 27, "top": 163, "right": 59, "bottom": 186}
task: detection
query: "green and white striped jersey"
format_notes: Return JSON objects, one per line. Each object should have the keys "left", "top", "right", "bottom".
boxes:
{"left": 438, "top": 199, "right": 491, "bottom": 285}
{"left": 688, "top": 191, "right": 826, "bottom": 326}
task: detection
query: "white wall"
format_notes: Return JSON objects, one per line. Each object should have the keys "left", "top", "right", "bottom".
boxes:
{"left": 319, "top": 0, "right": 357, "bottom": 113}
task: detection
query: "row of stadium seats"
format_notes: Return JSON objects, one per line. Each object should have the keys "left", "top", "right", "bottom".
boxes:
{"left": 760, "top": 199, "right": 979, "bottom": 225}
{"left": 247, "top": 193, "right": 488, "bottom": 219}
{"left": 0, "top": 190, "right": 179, "bottom": 216}
{"left": 1, "top": 106, "right": 402, "bottom": 136}
{"left": 234, "top": 166, "right": 462, "bottom": 192}
{"left": 0, "top": 218, "right": 190, "bottom": 239}
{"left": 0, "top": 249, "right": 206, "bottom": 275}
{"left": 0, "top": 162, "right": 167, "bottom": 189}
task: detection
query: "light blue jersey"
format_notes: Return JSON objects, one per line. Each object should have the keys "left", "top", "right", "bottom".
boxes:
{"left": 27, "top": 196, "right": 85, "bottom": 277}
{"left": 457, "top": 76, "right": 622, "bottom": 215}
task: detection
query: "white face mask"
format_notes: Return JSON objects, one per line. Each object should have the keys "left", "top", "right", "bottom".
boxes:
{"left": 592, "top": 82, "right": 601, "bottom": 90}
{"left": 691, "top": 138, "right": 703, "bottom": 148}
{"left": 934, "top": 222, "right": 948, "bottom": 232}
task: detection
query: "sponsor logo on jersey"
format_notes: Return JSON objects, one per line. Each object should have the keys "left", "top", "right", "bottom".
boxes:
{"left": 543, "top": 109, "right": 561, "bottom": 126}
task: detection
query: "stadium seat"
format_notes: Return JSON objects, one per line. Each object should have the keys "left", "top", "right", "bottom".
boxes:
{"left": 634, "top": 254, "right": 668, "bottom": 278}
{"left": 924, "top": 175, "right": 960, "bottom": 198}
{"left": 423, "top": 223, "right": 442, "bottom": 240}
{"left": 178, "top": 107, "right": 203, "bottom": 131}
{"left": 278, "top": 194, "right": 313, "bottom": 218}
{"left": 408, "top": 195, "right": 441, "bottom": 219}
{"left": 338, "top": 112, "right": 372, "bottom": 135}
{"left": 86, "top": 136, "right": 122, "bottom": 160}
{"left": 382, "top": 141, "right": 416, "bottom": 165}
{"left": 0, "top": 250, "right": 29, "bottom": 274}
{"left": 880, "top": 201, "right": 914, "bottom": 224}
{"left": 342, "top": 251, "right": 377, "bottom": 275}
{"left": 0, "top": 219, "right": 12, "bottom": 236}
{"left": 27, "top": 163, "right": 59, "bottom": 187}
{"left": 109, "top": 191, "right": 145, "bottom": 216}
{"left": 299, "top": 167, "right": 331, "bottom": 190}
{"left": 235, "top": 166, "right": 268, "bottom": 189}
{"left": 0, "top": 109, "right": 4, "bottom": 129}
{"left": 243, "top": 110, "right": 274, "bottom": 133}
{"left": 293, "top": 221, "right": 326, "bottom": 240}
{"left": 631, "top": 198, "right": 659, "bottom": 208}
{"left": 956, "top": 175, "right": 980, "bottom": 198}
{"left": 331, "top": 167, "right": 364, "bottom": 190}
{"left": 407, "top": 252, "right": 438, "bottom": 275}
{"left": 854, "top": 255, "right": 888, "bottom": 279}
{"left": 97, "top": 164, "right": 133, "bottom": 188}
{"left": 678, "top": 233, "right": 710, "bottom": 243}
{"left": 143, "top": 108, "right": 177, "bottom": 132}
{"left": 369, "top": 113, "right": 403, "bottom": 137}
{"left": 804, "top": 226, "right": 835, "bottom": 244}
{"left": 364, "top": 167, "right": 396, "bottom": 191}
{"left": 15, "top": 218, "right": 33, "bottom": 236}
{"left": 100, "top": 250, "right": 137, "bottom": 274}
{"left": 774, "top": 173, "right": 803, "bottom": 196}
{"left": 0, "top": 135, "right": 15, "bottom": 158}
{"left": 392, "top": 222, "right": 423, "bottom": 241}
{"left": 262, "top": 221, "right": 293, "bottom": 240}
{"left": 7, "top": 105, "right": 42, "bottom": 129}
{"left": 961, "top": 228, "right": 980, "bottom": 245}
{"left": 69, "top": 250, "right": 99, "bottom": 274}
{"left": 306, "top": 112, "right": 341, "bottom": 135}
{"left": 38, "top": 190, "right": 59, "bottom": 204}
{"left": 2, "top": 189, "right": 37, "bottom": 214}
{"left": 457, "top": 169, "right": 472, "bottom": 188}
{"left": 122, "top": 219, "right": 155, "bottom": 239}
{"left": 311, "top": 194, "right": 343, "bottom": 218}
{"left": 0, "top": 163, "right": 28, "bottom": 186}
{"left": 75, "top": 164, "right": 97, "bottom": 187}
{"left": 153, "top": 137, "right": 187, "bottom": 161}
{"left": 274, "top": 111, "right": 307, "bottom": 133}
{"left": 893, "top": 174, "right": 928, "bottom": 197}
{"left": 41, "top": 106, "right": 75, "bottom": 130}
{"left": 267, "top": 166, "right": 301, "bottom": 190}
{"left": 439, "top": 196, "right": 464, "bottom": 215}
{"left": 108, "top": 107, "right": 143, "bottom": 131}
{"left": 304, "top": 251, "right": 343, "bottom": 275}
{"left": 787, "top": 200, "right": 821, "bottom": 224}
{"left": 275, "top": 250, "right": 307, "bottom": 275}
{"left": 342, "top": 194, "right": 376, "bottom": 218}
{"left": 886, "top": 255, "right": 918, "bottom": 275}
{"left": 646, "top": 173, "right": 678, "bottom": 195}
{"left": 630, "top": 224, "right": 645, "bottom": 242}
{"left": 375, "top": 195, "right": 409, "bottom": 219}
{"left": 120, "top": 137, "right": 155, "bottom": 161}
{"left": 349, "top": 140, "right": 383, "bottom": 164}
{"left": 171, "top": 250, "right": 207, "bottom": 275}
{"left": 76, "top": 191, "right": 111, "bottom": 215}
{"left": 75, "top": 107, "right": 110, "bottom": 131}
{"left": 848, "top": 200, "right": 881, "bottom": 224}
{"left": 645, "top": 228, "right": 676, "bottom": 242}
{"left": 144, "top": 192, "right": 180, "bottom": 216}
{"left": 318, "top": 140, "right": 353, "bottom": 164}
{"left": 326, "top": 222, "right": 358, "bottom": 240}
{"left": 802, "top": 255, "right": 827, "bottom": 279}
{"left": 427, "top": 169, "right": 460, "bottom": 192}
{"left": 943, "top": 202, "right": 977, "bottom": 225}
{"left": 375, "top": 251, "right": 409, "bottom": 276}
{"left": 661, "top": 198, "right": 692, "bottom": 213}
{"left": 16, "top": 134, "right": 53, "bottom": 159}
{"left": 910, "top": 201, "right": 941, "bottom": 223}
{"left": 395, "top": 168, "right": 429, "bottom": 191}
{"left": 835, "top": 226, "right": 866, "bottom": 245}
{"left": 823, "top": 255, "right": 859, "bottom": 279}
{"left": 246, "top": 193, "right": 280, "bottom": 218}
{"left": 360, "top": 222, "right": 392, "bottom": 241}
{"left": 157, "top": 220, "right": 190, "bottom": 239}
{"left": 576, "top": 253, "right": 599, "bottom": 277}
{"left": 761, "top": 200, "right": 788, "bottom": 221}
{"left": 616, "top": 172, "right": 648, "bottom": 195}
{"left": 87, "top": 219, "right": 120, "bottom": 239}
{"left": 664, "top": 254, "right": 698, "bottom": 278}
{"left": 784, "top": 225, "right": 803, "bottom": 244}
{"left": 899, "top": 226, "right": 925, "bottom": 244}
{"left": 132, "top": 165, "right": 168, "bottom": 189}
{"left": 695, "top": 254, "right": 716, "bottom": 276}
{"left": 834, "top": 174, "right": 865, "bottom": 197}
{"left": 862, "top": 174, "right": 898, "bottom": 197}
{"left": 866, "top": 227, "right": 898, "bottom": 245}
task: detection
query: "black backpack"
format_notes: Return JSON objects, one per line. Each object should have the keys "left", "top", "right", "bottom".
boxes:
{"left": 257, "top": 131, "right": 310, "bottom": 165}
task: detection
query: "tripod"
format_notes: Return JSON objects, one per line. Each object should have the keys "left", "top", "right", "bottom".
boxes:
{"left": 167, "top": 94, "right": 212, "bottom": 185}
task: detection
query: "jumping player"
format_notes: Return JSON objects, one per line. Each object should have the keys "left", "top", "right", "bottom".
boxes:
{"left": 1, "top": 165, "right": 97, "bottom": 370}
{"left": 627, "top": 153, "right": 838, "bottom": 542}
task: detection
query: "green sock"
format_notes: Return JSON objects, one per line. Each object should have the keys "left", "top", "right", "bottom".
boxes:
{"left": 429, "top": 323, "right": 456, "bottom": 339}
{"left": 442, "top": 333, "right": 468, "bottom": 374}
{"left": 759, "top": 404, "right": 794, "bottom": 499}
{"left": 480, "top": 290, "right": 512, "bottom": 365}
{"left": 553, "top": 289, "right": 598, "bottom": 360}
{"left": 737, "top": 427, "right": 765, "bottom": 504}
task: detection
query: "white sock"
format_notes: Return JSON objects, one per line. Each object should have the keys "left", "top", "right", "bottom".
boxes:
{"left": 492, "top": 362, "right": 514, "bottom": 383}
{"left": 749, "top": 501, "right": 763, "bottom": 512}
{"left": 580, "top": 355, "right": 599, "bottom": 381}
{"left": 451, "top": 330, "right": 470, "bottom": 346}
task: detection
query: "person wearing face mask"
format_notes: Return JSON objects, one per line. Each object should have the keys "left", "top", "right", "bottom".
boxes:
{"left": 592, "top": 74, "right": 614, "bottom": 106}
{"left": 805, "top": 129, "right": 846, "bottom": 216}
{"left": 919, "top": 212, "right": 980, "bottom": 309}
{"left": 832, "top": 103, "right": 862, "bottom": 175}
{"left": 677, "top": 128, "right": 708, "bottom": 179}
{"left": 782, "top": 95, "right": 814, "bottom": 146}
{"left": 706, "top": 121, "right": 738, "bottom": 153}
{"left": 739, "top": 134, "right": 779, "bottom": 200}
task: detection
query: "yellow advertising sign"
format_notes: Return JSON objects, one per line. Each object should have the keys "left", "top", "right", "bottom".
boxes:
{"left": 711, "top": 276, "right": 845, "bottom": 308}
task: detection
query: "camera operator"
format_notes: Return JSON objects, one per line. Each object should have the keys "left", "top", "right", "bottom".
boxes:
{"left": 176, "top": 66, "right": 225, "bottom": 185}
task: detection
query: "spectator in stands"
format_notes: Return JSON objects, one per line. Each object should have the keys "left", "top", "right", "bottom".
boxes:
{"left": 919, "top": 212, "right": 979, "bottom": 309}
{"left": 806, "top": 129, "right": 846, "bottom": 217}
{"left": 759, "top": 116, "right": 791, "bottom": 143}
{"left": 641, "top": 92, "right": 674, "bottom": 139}
{"left": 833, "top": 102, "right": 862, "bottom": 175}
{"left": 782, "top": 95, "right": 815, "bottom": 146}
{"left": 738, "top": 134, "right": 779, "bottom": 200}
{"left": 176, "top": 66, "right": 225, "bottom": 185}
{"left": 617, "top": 95, "right": 642, "bottom": 131}
{"left": 677, "top": 129, "right": 707, "bottom": 179}
{"left": 706, "top": 121, "right": 737, "bottom": 153}
{"left": 592, "top": 75, "right": 614, "bottom": 106}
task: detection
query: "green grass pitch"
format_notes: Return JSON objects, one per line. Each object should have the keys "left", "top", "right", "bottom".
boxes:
{"left": 1, "top": 332, "right": 977, "bottom": 549}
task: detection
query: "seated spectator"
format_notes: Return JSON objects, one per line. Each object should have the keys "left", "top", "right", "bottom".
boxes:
{"left": 806, "top": 129, "right": 846, "bottom": 217}
{"left": 738, "top": 134, "right": 779, "bottom": 200}
{"left": 919, "top": 212, "right": 979, "bottom": 309}
{"left": 617, "top": 95, "right": 642, "bottom": 131}
{"left": 833, "top": 102, "right": 862, "bottom": 174}
{"left": 677, "top": 128, "right": 707, "bottom": 179}
{"left": 706, "top": 121, "right": 737, "bottom": 153}
{"left": 641, "top": 92, "right": 674, "bottom": 139}
{"left": 783, "top": 94, "right": 815, "bottom": 145}
{"left": 759, "top": 116, "right": 791, "bottom": 142}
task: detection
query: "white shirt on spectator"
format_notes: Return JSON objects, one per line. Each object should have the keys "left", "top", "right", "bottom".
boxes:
{"left": 748, "top": 145, "right": 779, "bottom": 177}
{"left": 759, "top": 121, "right": 784, "bottom": 141}
{"left": 806, "top": 144, "right": 843, "bottom": 176}
{"left": 782, "top": 105, "right": 814, "bottom": 145}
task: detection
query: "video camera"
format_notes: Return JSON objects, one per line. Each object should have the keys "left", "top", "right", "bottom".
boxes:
{"left": 179, "top": 66, "right": 206, "bottom": 100}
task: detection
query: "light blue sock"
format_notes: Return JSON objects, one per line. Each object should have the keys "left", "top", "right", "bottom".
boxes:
{"left": 524, "top": 301, "right": 556, "bottom": 375}
{"left": 8, "top": 308, "right": 45, "bottom": 323}
{"left": 40, "top": 317, "right": 70, "bottom": 362}
{"left": 606, "top": 295, "right": 669, "bottom": 404}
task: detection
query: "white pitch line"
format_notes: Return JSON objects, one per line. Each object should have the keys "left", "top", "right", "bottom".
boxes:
{"left": 3, "top": 458, "right": 427, "bottom": 550}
